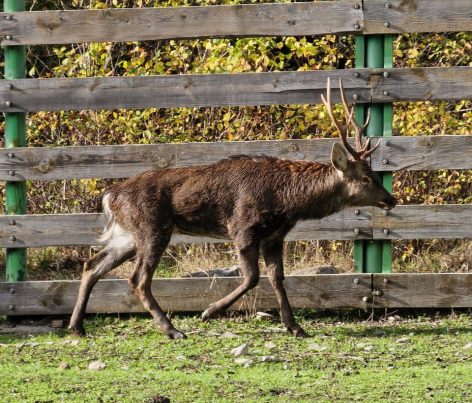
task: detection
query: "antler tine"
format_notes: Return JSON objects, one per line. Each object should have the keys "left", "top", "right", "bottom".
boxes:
{"left": 360, "top": 138, "right": 381, "bottom": 160}
{"left": 323, "top": 78, "right": 360, "bottom": 159}
{"left": 321, "top": 77, "right": 344, "bottom": 137}
{"left": 338, "top": 78, "right": 354, "bottom": 127}
{"left": 337, "top": 79, "right": 380, "bottom": 161}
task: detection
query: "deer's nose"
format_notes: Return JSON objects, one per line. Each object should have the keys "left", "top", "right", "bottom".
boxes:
{"left": 379, "top": 195, "right": 397, "bottom": 210}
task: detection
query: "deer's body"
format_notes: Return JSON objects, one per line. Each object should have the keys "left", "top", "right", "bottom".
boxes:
{"left": 70, "top": 79, "right": 397, "bottom": 339}
{"left": 107, "top": 156, "right": 342, "bottom": 244}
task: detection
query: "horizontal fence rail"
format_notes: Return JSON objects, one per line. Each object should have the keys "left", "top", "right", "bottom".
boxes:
{"left": 0, "top": 208, "right": 374, "bottom": 247}
{"left": 0, "top": 136, "right": 470, "bottom": 181}
{"left": 0, "top": 205, "right": 470, "bottom": 248}
{"left": 2, "top": 273, "right": 472, "bottom": 315}
{"left": 363, "top": 0, "right": 472, "bottom": 34}
{"left": 0, "top": 69, "right": 370, "bottom": 112}
{"left": 0, "top": 0, "right": 471, "bottom": 46}
{"left": 1, "top": 67, "right": 472, "bottom": 112}
{"left": 0, "top": 1, "right": 362, "bottom": 45}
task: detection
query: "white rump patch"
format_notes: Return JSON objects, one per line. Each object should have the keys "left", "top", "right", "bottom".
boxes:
{"left": 98, "top": 194, "right": 135, "bottom": 251}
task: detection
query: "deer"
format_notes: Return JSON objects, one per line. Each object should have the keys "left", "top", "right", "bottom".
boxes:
{"left": 70, "top": 78, "right": 396, "bottom": 339}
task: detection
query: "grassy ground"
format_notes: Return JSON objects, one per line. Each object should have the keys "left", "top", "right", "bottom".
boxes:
{"left": 1, "top": 311, "right": 471, "bottom": 402}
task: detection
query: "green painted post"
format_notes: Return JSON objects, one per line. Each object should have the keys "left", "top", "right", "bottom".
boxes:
{"left": 353, "top": 35, "right": 366, "bottom": 273}
{"left": 381, "top": 35, "right": 394, "bottom": 273}
{"left": 354, "top": 34, "right": 393, "bottom": 273}
{"left": 4, "top": 0, "right": 28, "bottom": 281}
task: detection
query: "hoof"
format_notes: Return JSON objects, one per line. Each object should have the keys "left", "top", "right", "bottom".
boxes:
{"left": 291, "top": 328, "right": 311, "bottom": 338}
{"left": 69, "top": 324, "right": 86, "bottom": 337}
{"left": 202, "top": 305, "right": 223, "bottom": 322}
{"left": 202, "top": 307, "right": 218, "bottom": 322}
{"left": 201, "top": 308, "right": 213, "bottom": 322}
{"left": 167, "top": 329, "right": 186, "bottom": 340}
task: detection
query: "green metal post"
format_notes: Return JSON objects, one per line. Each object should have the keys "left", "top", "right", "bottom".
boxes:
{"left": 4, "top": 0, "right": 28, "bottom": 281}
{"left": 353, "top": 35, "right": 366, "bottom": 273}
{"left": 354, "top": 34, "right": 393, "bottom": 273}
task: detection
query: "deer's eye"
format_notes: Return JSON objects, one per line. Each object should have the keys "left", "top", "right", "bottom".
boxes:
{"left": 362, "top": 176, "right": 371, "bottom": 185}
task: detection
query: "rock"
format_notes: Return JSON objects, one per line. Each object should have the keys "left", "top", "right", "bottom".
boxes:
{"left": 264, "top": 341, "right": 277, "bottom": 350}
{"left": 256, "top": 312, "right": 274, "bottom": 320}
{"left": 260, "top": 355, "right": 282, "bottom": 362}
{"left": 307, "top": 343, "right": 327, "bottom": 351}
{"left": 58, "top": 362, "right": 70, "bottom": 370}
{"left": 176, "top": 355, "right": 186, "bottom": 360}
{"left": 292, "top": 266, "right": 338, "bottom": 276}
{"left": 51, "top": 320, "right": 65, "bottom": 329}
{"left": 234, "top": 358, "right": 253, "bottom": 367}
{"left": 387, "top": 316, "right": 396, "bottom": 323}
{"left": 88, "top": 360, "right": 106, "bottom": 370}
{"left": 220, "top": 332, "right": 238, "bottom": 338}
{"left": 184, "top": 266, "right": 241, "bottom": 278}
{"left": 396, "top": 337, "right": 410, "bottom": 344}
{"left": 463, "top": 342, "right": 472, "bottom": 350}
{"left": 231, "top": 343, "right": 249, "bottom": 357}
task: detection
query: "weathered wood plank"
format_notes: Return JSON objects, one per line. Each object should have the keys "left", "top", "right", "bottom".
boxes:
{"left": 0, "top": 204, "right": 470, "bottom": 247}
{"left": 372, "top": 274, "right": 472, "bottom": 308}
{"left": 372, "top": 67, "right": 472, "bottom": 103}
{"left": 0, "top": 275, "right": 373, "bottom": 315}
{"left": 0, "top": 1, "right": 362, "bottom": 46}
{"left": 373, "top": 205, "right": 472, "bottom": 240}
{"left": 3, "top": 273, "right": 472, "bottom": 315}
{"left": 0, "top": 208, "right": 373, "bottom": 248}
{"left": 1, "top": 0, "right": 470, "bottom": 46}
{"left": 364, "top": 0, "right": 472, "bottom": 34}
{"left": 1, "top": 67, "right": 472, "bottom": 113}
{"left": 0, "top": 70, "right": 371, "bottom": 112}
{"left": 0, "top": 135, "right": 470, "bottom": 181}
{"left": 378, "top": 135, "right": 472, "bottom": 171}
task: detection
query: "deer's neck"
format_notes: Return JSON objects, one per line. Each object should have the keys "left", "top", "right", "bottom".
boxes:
{"left": 285, "top": 162, "right": 347, "bottom": 220}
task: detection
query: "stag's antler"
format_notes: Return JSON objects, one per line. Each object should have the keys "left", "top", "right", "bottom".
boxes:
{"left": 321, "top": 77, "right": 380, "bottom": 161}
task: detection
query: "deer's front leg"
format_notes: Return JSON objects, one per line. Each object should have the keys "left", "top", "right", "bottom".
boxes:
{"left": 202, "top": 242, "right": 260, "bottom": 321}
{"left": 262, "top": 239, "right": 310, "bottom": 338}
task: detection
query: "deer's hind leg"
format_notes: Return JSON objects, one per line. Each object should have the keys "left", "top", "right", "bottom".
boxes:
{"left": 70, "top": 244, "right": 135, "bottom": 336}
{"left": 202, "top": 239, "right": 260, "bottom": 321}
{"left": 129, "top": 229, "right": 185, "bottom": 339}
{"left": 261, "top": 239, "right": 309, "bottom": 338}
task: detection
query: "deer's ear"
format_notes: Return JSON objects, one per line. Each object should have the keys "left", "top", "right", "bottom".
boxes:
{"left": 331, "top": 143, "right": 348, "bottom": 172}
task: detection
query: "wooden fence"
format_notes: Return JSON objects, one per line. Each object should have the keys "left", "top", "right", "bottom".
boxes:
{"left": 1, "top": 0, "right": 471, "bottom": 315}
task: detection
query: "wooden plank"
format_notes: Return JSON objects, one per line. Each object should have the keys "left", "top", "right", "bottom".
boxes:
{"left": 0, "top": 208, "right": 373, "bottom": 248}
{"left": 378, "top": 135, "right": 472, "bottom": 171}
{"left": 372, "top": 67, "right": 472, "bottom": 103}
{"left": 0, "top": 1, "right": 362, "bottom": 46}
{"left": 372, "top": 274, "right": 472, "bottom": 308}
{"left": 1, "top": 135, "right": 471, "bottom": 181}
{"left": 0, "top": 139, "right": 339, "bottom": 181}
{"left": 0, "top": 69, "right": 371, "bottom": 112}
{"left": 2, "top": 67, "right": 472, "bottom": 113}
{"left": 1, "top": 204, "right": 470, "bottom": 248}
{"left": 373, "top": 205, "right": 472, "bottom": 240}
{"left": 0, "top": 274, "right": 373, "bottom": 315}
{"left": 364, "top": 0, "right": 472, "bottom": 34}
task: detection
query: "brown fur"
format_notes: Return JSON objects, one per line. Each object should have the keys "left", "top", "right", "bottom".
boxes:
{"left": 70, "top": 153, "right": 396, "bottom": 339}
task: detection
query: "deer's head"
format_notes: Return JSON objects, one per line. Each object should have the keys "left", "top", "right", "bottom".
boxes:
{"left": 321, "top": 78, "right": 397, "bottom": 211}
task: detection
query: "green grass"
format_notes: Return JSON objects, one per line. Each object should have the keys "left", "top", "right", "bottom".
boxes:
{"left": 1, "top": 312, "right": 472, "bottom": 402}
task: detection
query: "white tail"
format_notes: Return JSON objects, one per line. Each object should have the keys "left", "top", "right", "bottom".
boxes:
{"left": 98, "top": 193, "right": 135, "bottom": 250}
